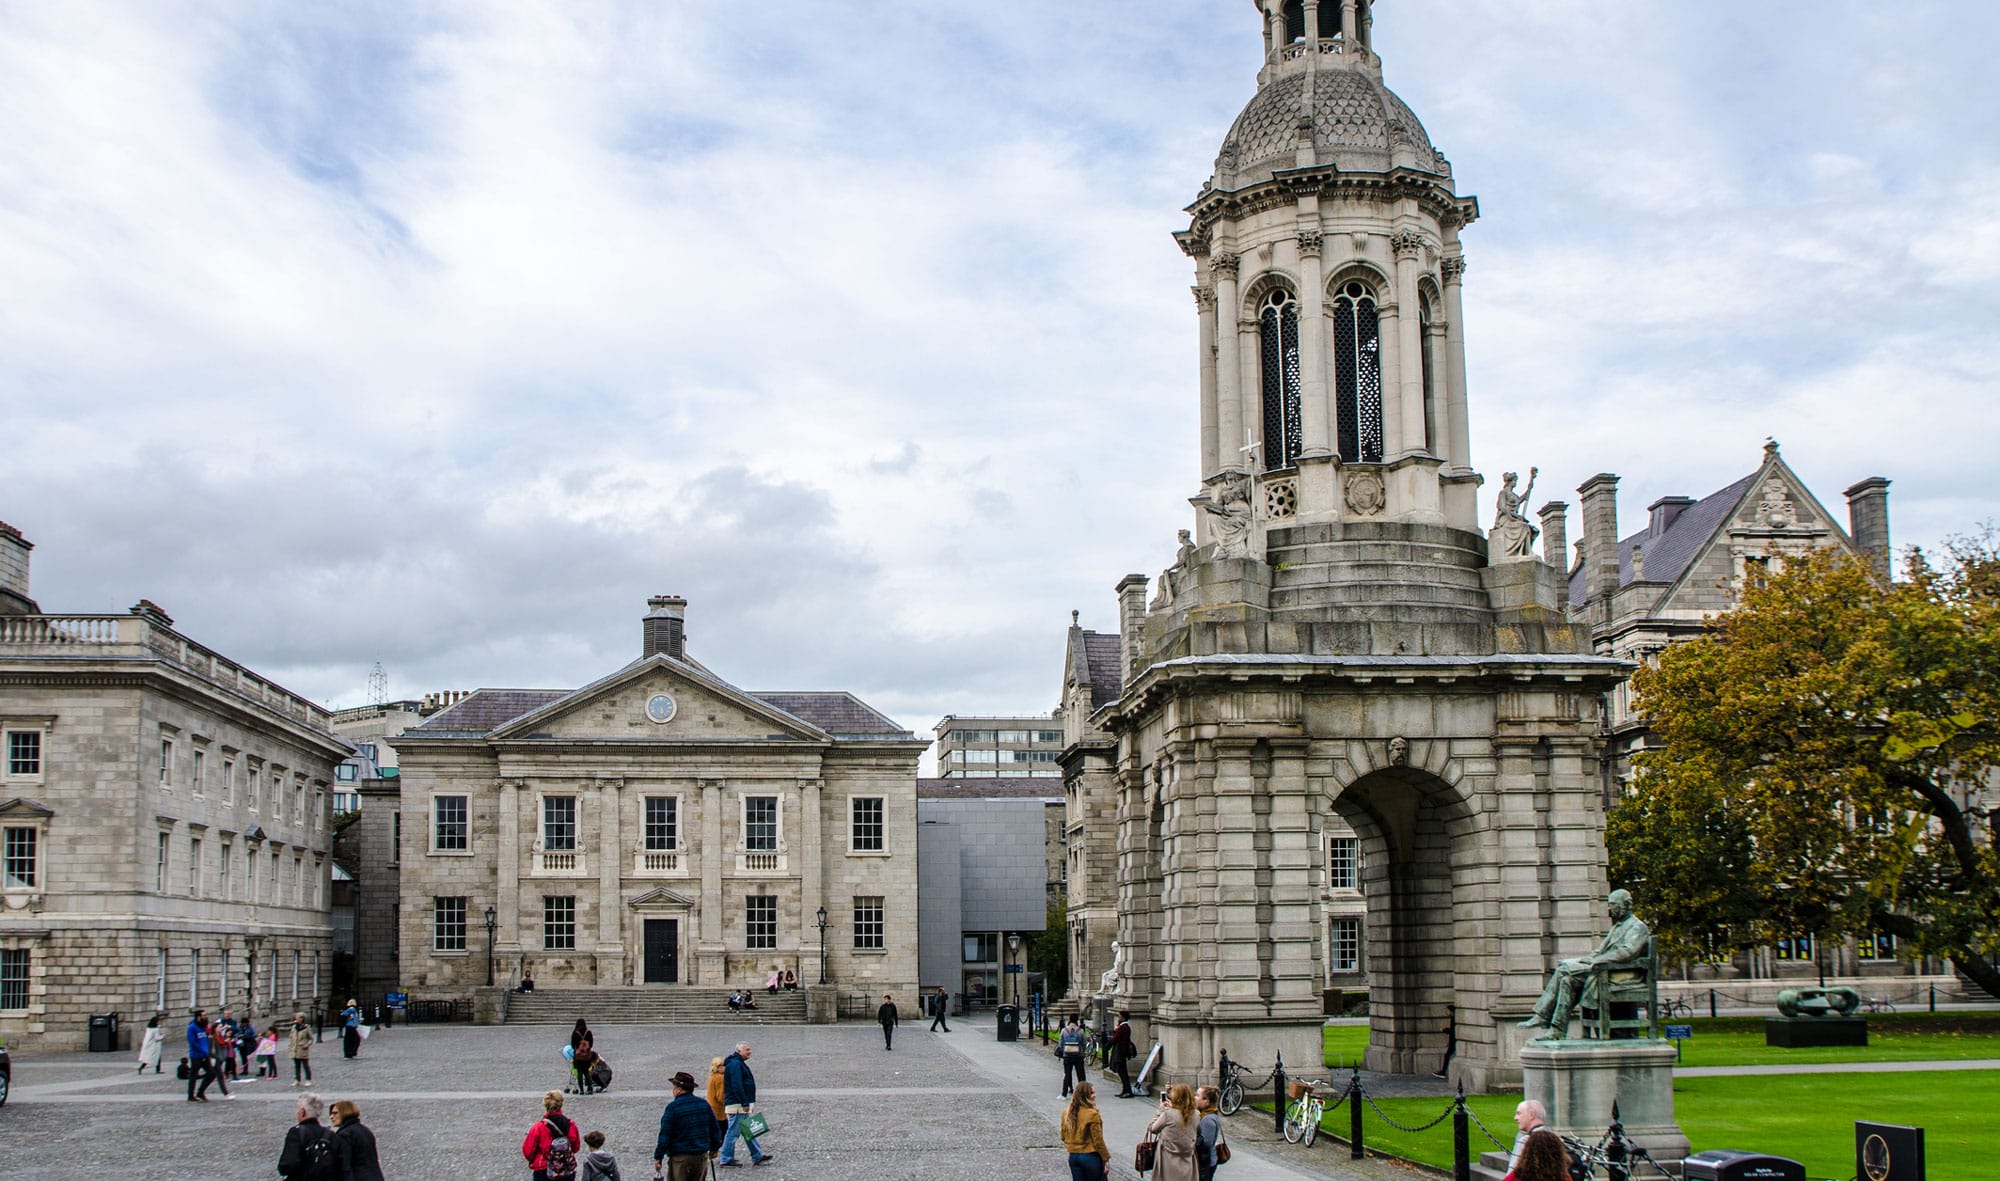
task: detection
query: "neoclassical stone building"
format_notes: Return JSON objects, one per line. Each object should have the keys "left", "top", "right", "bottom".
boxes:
{"left": 393, "top": 597, "right": 924, "bottom": 1015}
{"left": 1064, "top": 1, "right": 1630, "bottom": 1093}
{"left": 0, "top": 521, "right": 343, "bottom": 1050}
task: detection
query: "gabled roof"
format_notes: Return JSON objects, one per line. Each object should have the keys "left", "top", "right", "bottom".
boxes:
{"left": 411, "top": 689, "right": 569, "bottom": 735}
{"left": 749, "top": 692, "right": 912, "bottom": 737}
{"left": 487, "top": 653, "right": 831, "bottom": 742}
{"left": 1568, "top": 473, "right": 1757, "bottom": 606}
{"left": 1066, "top": 627, "right": 1123, "bottom": 710}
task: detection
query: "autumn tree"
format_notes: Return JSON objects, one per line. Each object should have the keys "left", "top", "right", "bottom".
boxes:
{"left": 1607, "top": 539, "right": 2000, "bottom": 996}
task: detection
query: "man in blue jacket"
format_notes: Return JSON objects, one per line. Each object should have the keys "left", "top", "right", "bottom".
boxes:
{"left": 718, "top": 1043, "right": 773, "bottom": 1167}
{"left": 185, "top": 1011, "right": 228, "bottom": 1101}
{"left": 651, "top": 1070, "right": 721, "bottom": 1181}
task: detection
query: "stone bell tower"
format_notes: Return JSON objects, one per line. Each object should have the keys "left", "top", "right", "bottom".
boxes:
{"left": 1070, "top": 0, "right": 1635, "bottom": 1097}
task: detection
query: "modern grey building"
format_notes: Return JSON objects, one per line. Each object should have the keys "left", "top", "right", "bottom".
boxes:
{"left": 932, "top": 715, "right": 1064, "bottom": 779}
{"left": 917, "top": 778, "right": 1060, "bottom": 1008}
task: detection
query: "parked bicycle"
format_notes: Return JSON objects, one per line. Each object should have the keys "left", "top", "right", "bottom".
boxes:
{"left": 1217, "top": 1057, "right": 1245, "bottom": 1116}
{"left": 1863, "top": 996, "right": 1897, "bottom": 1014}
{"left": 1659, "top": 997, "right": 1695, "bottom": 1020}
{"left": 1282, "top": 1078, "right": 1328, "bottom": 1146}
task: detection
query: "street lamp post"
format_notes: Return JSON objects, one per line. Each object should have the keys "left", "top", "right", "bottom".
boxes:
{"left": 815, "top": 906, "right": 829, "bottom": 985}
{"left": 484, "top": 906, "right": 498, "bottom": 987}
{"left": 1007, "top": 932, "right": 1022, "bottom": 1005}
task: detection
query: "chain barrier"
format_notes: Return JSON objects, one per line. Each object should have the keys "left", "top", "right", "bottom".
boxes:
{"left": 1462, "top": 1103, "right": 1511, "bottom": 1150}
{"left": 1233, "top": 1065, "right": 1280, "bottom": 1090}
{"left": 1360, "top": 1089, "right": 1458, "bottom": 1134}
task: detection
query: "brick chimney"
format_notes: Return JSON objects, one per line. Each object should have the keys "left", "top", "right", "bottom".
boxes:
{"left": 1578, "top": 474, "right": 1621, "bottom": 608}
{"left": 644, "top": 595, "right": 687, "bottom": 659}
{"left": 1844, "top": 477, "right": 1893, "bottom": 581}
{"left": 1116, "top": 574, "right": 1150, "bottom": 681}
{"left": 1537, "top": 501, "right": 1569, "bottom": 574}
{"left": 0, "top": 520, "right": 35, "bottom": 615}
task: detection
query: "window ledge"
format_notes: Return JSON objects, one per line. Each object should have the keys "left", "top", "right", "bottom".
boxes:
{"left": 845, "top": 849, "right": 892, "bottom": 858}
{"left": 851, "top": 948, "right": 888, "bottom": 956}
{"left": 428, "top": 849, "right": 475, "bottom": 857}
{"left": 430, "top": 949, "right": 470, "bottom": 958}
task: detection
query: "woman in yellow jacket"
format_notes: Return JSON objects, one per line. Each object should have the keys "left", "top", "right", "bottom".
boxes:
{"left": 705, "top": 1055, "right": 729, "bottom": 1145}
{"left": 1061, "top": 1080, "right": 1111, "bottom": 1180}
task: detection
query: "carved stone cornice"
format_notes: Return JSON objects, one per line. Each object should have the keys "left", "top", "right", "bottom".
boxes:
{"left": 1392, "top": 229, "right": 1426, "bottom": 259}
{"left": 1296, "top": 230, "right": 1323, "bottom": 257}
{"left": 1441, "top": 256, "right": 1468, "bottom": 283}
{"left": 1210, "top": 251, "right": 1241, "bottom": 278}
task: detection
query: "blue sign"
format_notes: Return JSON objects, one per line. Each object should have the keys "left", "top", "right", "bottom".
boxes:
{"left": 1005, "top": 964, "right": 1025, "bottom": 974}
{"left": 385, "top": 992, "right": 408, "bottom": 1009}
{"left": 1664, "top": 1024, "right": 1693, "bottom": 1040}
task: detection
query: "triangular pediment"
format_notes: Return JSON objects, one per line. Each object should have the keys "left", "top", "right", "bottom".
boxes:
{"left": 488, "top": 655, "right": 831, "bottom": 743}
{"left": 628, "top": 886, "right": 698, "bottom": 909}
{"left": 0, "top": 797, "right": 53, "bottom": 818}
{"left": 1657, "top": 450, "right": 1858, "bottom": 613}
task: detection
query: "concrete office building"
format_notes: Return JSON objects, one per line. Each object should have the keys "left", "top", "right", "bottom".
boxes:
{"left": 933, "top": 715, "right": 1064, "bottom": 779}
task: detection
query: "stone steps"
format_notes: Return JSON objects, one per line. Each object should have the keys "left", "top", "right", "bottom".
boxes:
{"left": 504, "top": 987, "right": 810, "bottom": 1025}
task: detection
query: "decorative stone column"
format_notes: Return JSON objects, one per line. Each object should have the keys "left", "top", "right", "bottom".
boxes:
{"left": 1392, "top": 229, "right": 1427, "bottom": 455}
{"left": 1212, "top": 252, "right": 1243, "bottom": 470}
{"left": 799, "top": 777, "right": 823, "bottom": 982}
{"left": 698, "top": 778, "right": 726, "bottom": 984}
{"left": 594, "top": 777, "right": 625, "bottom": 984}
{"left": 496, "top": 779, "right": 523, "bottom": 957}
{"left": 1195, "top": 284, "right": 1219, "bottom": 476}
{"left": 1296, "top": 230, "right": 1331, "bottom": 456}
{"left": 1440, "top": 255, "right": 1472, "bottom": 470}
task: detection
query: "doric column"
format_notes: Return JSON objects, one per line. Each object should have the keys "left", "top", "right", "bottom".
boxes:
{"left": 595, "top": 778, "right": 624, "bottom": 981}
{"left": 1195, "top": 284, "right": 1219, "bottom": 476}
{"left": 1211, "top": 252, "right": 1242, "bottom": 467}
{"left": 1392, "top": 230, "right": 1427, "bottom": 456}
{"left": 799, "top": 777, "right": 823, "bottom": 970}
{"left": 1296, "top": 231, "right": 1331, "bottom": 456}
{"left": 1441, "top": 255, "right": 1472, "bottom": 470}
{"left": 496, "top": 779, "right": 522, "bottom": 953}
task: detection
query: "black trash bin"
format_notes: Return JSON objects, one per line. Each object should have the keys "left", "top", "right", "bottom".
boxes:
{"left": 87, "top": 1013, "right": 119, "bottom": 1053}
{"left": 1682, "top": 1150, "right": 1806, "bottom": 1181}
{"left": 996, "top": 1004, "right": 1020, "bottom": 1042}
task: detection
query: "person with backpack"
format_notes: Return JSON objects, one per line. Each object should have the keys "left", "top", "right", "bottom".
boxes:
{"left": 277, "top": 1092, "right": 338, "bottom": 1181}
{"left": 1058, "top": 1018, "right": 1086, "bottom": 1097}
{"left": 524, "top": 1089, "right": 584, "bottom": 1181}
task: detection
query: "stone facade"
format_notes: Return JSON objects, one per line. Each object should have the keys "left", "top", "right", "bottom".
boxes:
{"left": 392, "top": 597, "right": 924, "bottom": 1017}
{"left": 0, "top": 547, "right": 344, "bottom": 1051}
{"left": 1063, "top": 3, "right": 1632, "bottom": 1095}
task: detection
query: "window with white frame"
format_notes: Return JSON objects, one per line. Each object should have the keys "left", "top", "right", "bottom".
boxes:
{"left": 853, "top": 896, "right": 885, "bottom": 950}
{"left": 3, "top": 827, "right": 37, "bottom": 889}
{"left": 155, "top": 949, "right": 168, "bottom": 1011}
{"left": 155, "top": 832, "right": 169, "bottom": 892}
{"left": 246, "top": 763, "right": 260, "bottom": 811}
{"left": 1330, "top": 917, "right": 1361, "bottom": 974}
{"left": 268, "top": 948, "right": 278, "bottom": 1004}
{"left": 743, "top": 796, "right": 778, "bottom": 851}
{"left": 291, "top": 950, "right": 300, "bottom": 999}
{"left": 221, "top": 758, "right": 234, "bottom": 802}
{"left": 434, "top": 897, "right": 467, "bottom": 951}
{"left": 542, "top": 796, "right": 577, "bottom": 851}
{"left": 311, "top": 788, "right": 322, "bottom": 828}
{"left": 271, "top": 772, "right": 283, "bottom": 821}
{"left": 850, "top": 797, "right": 885, "bottom": 852}
{"left": 544, "top": 895, "right": 576, "bottom": 949}
{"left": 312, "top": 857, "right": 324, "bottom": 908}
{"left": 6, "top": 730, "right": 42, "bottom": 777}
{"left": 745, "top": 895, "right": 777, "bottom": 949}
{"left": 268, "top": 849, "right": 279, "bottom": 901}
{"left": 335, "top": 764, "right": 358, "bottom": 782}
{"left": 192, "top": 748, "right": 205, "bottom": 795}
{"left": 187, "top": 948, "right": 200, "bottom": 1008}
{"left": 1327, "top": 837, "right": 1358, "bottom": 890}
{"left": 159, "top": 737, "right": 173, "bottom": 788}
{"left": 433, "top": 795, "right": 469, "bottom": 851}
{"left": 247, "top": 845, "right": 258, "bottom": 903}
{"left": 643, "top": 796, "right": 678, "bottom": 851}
{"left": 293, "top": 780, "right": 305, "bottom": 824}
{"left": 189, "top": 837, "right": 202, "bottom": 896}
{"left": 218, "top": 949, "right": 229, "bottom": 1006}
{"left": 218, "top": 842, "right": 231, "bottom": 901}
{"left": 292, "top": 854, "right": 302, "bottom": 905}
{"left": 0, "top": 947, "right": 29, "bottom": 1010}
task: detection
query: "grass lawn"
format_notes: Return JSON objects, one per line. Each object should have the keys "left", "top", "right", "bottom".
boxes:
{"left": 1322, "top": 1012, "right": 2000, "bottom": 1071}
{"left": 1301, "top": 1071, "right": 2000, "bottom": 1180}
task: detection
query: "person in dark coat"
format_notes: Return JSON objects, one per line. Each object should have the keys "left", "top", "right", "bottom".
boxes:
{"left": 877, "top": 994, "right": 899, "bottom": 1050}
{"left": 1110, "top": 1012, "right": 1137, "bottom": 1097}
{"left": 329, "top": 1099, "right": 386, "bottom": 1181}
{"left": 277, "top": 1092, "right": 332, "bottom": 1180}
{"left": 928, "top": 986, "right": 951, "bottom": 1032}
{"left": 718, "top": 1044, "right": 771, "bottom": 1167}
{"left": 340, "top": 1000, "right": 362, "bottom": 1059}
{"left": 651, "top": 1070, "right": 722, "bottom": 1181}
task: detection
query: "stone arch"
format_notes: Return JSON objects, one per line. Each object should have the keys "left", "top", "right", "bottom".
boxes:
{"left": 1325, "top": 750, "right": 1481, "bottom": 1074}
{"left": 1240, "top": 269, "right": 1299, "bottom": 316}
{"left": 1322, "top": 261, "right": 1391, "bottom": 304}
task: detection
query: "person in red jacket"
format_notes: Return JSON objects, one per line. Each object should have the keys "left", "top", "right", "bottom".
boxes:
{"left": 522, "top": 1090, "right": 582, "bottom": 1180}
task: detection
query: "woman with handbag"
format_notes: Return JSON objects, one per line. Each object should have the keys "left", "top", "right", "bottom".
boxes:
{"left": 1060, "top": 1080, "right": 1111, "bottom": 1181}
{"left": 1143, "top": 1084, "right": 1199, "bottom": 1181}
{"left": 1194, "top": 1086, "right": 1228, "bottom": 1179}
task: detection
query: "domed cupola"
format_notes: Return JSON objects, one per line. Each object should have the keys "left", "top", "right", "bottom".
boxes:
{"left": 1215, "top": 61, "right": 1443, "bottom": 186}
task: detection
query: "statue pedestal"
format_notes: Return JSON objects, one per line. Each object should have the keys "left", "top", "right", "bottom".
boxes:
{"left": 1765, "top": 1017, "right": 1866, "bottom": 1047}
{"left": 1521, "top": 1040, "right": 1689, "bottom": 1164}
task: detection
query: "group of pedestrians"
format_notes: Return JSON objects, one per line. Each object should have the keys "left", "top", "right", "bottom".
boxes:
{"left": 174, "top": 1009, "right": 317, "bottom": 1101}
{"left": 1062, "top": 1081, "right": 1227, "bottom": 1181}
{"left": 278, "top": 1091, "right": 385, "bottom": 1181}
{"left": 520, "top": 1040, "right": 772, "bottom": 1180}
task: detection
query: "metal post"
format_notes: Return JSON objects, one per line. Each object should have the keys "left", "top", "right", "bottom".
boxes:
{"left": 1930, "top": 983, "right": 1937, "bottom": 1013}
{"left": 1219, "top": 1048, "right": 1230, "bottom": 1091}
{"left": 1453, "top": 1084, "right": 1470, "bottom": 1181}
{"left": 1605, "top": 1099, "right": 1629, "bottom": 1181}
{"left": 1349, "top": 1068, "right": 1364, "bottom": 1159}
{"left": 1708, "top": 988, "right": 1717, "bottom": 1018}
{"left": 1272, "top": 1052, "right": 1287, "bottom": 1136}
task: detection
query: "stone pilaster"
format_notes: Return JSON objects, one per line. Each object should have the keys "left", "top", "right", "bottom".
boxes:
{"left": 496, "top": 779, "right": 522, "bottom": 956}
{"left": 594, "top": 777, "right": 624, "bottom": 984}
{"left": 698, "top": 777, "right": 725, "bottom": 984}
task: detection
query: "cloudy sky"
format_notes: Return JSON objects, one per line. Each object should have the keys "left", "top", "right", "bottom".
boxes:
{"left": 4, "top": 1, "right": 1998, "bottom": 747}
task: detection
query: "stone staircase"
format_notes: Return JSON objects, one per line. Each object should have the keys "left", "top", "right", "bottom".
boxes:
{"left": 503, "top": 986, "right": 809, "bottom": 1026}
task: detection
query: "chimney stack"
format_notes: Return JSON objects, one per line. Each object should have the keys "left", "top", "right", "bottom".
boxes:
{"left": 645, "top": 595, "right": 688, "bottom": 660}
{"left": 1579, "top": 473, "right": 1622, "bottom": 609}
{"left": 1116, "top": 574, "right": 1150, "bottom": 681}
{"left": 0, "top": 520, "right": 36, "bottom": 615}
{"left": 1647, "top": 496, "right": 1695, "bottom": 536}
{"left": 1844, "top": 477, "right": 1893, "bottom": 581}
{"left": 1537, "top": 501, "right": 1569, "bottom": 574}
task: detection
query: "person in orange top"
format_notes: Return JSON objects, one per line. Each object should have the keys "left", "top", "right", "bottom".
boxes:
{"left": 705, "top": 1056, "right": 728, "bottom": 1146}
{"left": 1060, "top": 1080, "right": 1112, "bottom": 1181}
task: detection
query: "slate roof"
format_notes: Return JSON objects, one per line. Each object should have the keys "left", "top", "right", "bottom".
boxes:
{"left": 1068, "top": 629, "right": 1124, "bottom": 710}
{"left": 918, "top": 777, "right": 1064, "bottom": 800}
{"left": 750, "top": 692, "right": 913, "bottom": 738}
{"left": 412, "top": 689, "right": 568, "bottom": 734}
{"left": 1568, "top": 472, "right": 1758, "bottom": 607}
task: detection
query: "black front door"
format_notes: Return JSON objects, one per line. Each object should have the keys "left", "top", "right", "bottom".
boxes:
{"left": 644, "top": 919, "right": 679, "bottom": 984}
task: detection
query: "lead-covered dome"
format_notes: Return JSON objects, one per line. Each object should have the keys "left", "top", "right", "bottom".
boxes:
{"left": 1213, "top": 67, "right": 1443, "bottom": 187}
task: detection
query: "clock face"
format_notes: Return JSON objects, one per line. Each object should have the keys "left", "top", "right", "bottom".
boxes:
{"left": 645, "top": 693, "right": 677, "bottom": 724}
{"left": 1862, "top": 1133, "right": 1890, "bottom": 1181}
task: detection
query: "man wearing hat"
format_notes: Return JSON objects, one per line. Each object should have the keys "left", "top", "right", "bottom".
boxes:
{"left": 653, "top": 1069, "right": 723, "bottom": 1181}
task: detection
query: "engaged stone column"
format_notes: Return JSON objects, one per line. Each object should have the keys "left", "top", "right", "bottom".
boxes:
{"left": 699, "top": 778, "right": 725, "bottom": 984}
{"left": 799, "top": 777, "right": 823, "bottom": 982}
{"left": 1440, "top": 255, "right": 1472, "bottom": 470}
{"left": 1296, "top": 230, "right": 1331, "bottom": 456}
{"left": 1391, "top": 230, "right": 1426, "bottom": 455}
{"left": 595, "top": 778, "right": 624, "bottom": 983}
{"left": 496, "top": 780, "right": 522, "bottom": 956}
{"left": 1212, "top": 252, "right": 1243, "bottom": 465}
{"left": 1209, "top": 741, "right": 1266, "bottom": 1018}
{"left": 1196, "top": 284, "right": 1220, "bottom": 476}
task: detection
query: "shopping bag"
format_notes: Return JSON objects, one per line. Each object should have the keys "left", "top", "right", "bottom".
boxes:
{"left": 739, "top": 1111, "right": 771, "bottom": 1139}
{"left": 356, "top": 1024, "right": 372, "bottom": 1040}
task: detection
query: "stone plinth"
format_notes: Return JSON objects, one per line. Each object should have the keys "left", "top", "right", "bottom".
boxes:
{"left": 1521, "top": 1040, "right": 1689, "bottom": 1163}
{"left": 1765, "top": 1017, "right": 1866, "bottom": 1047}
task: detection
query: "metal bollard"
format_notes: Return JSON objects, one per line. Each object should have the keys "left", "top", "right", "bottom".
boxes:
{"left": 1709, "top": 988, "right": 1717, "bottom": 1018}
{"left": 1349, "top": 1068, "right": 1364, "bottom": 1159}
{"left": 1219, "top": 1048, "right": 1230, "bottom": 1092}
{"left": 1272, "top": 1053, "right": 1287, "bottom": 1136}
{"left": 1930, "top": 983, "right": 1937, "bottom": 1013}
{"left": 1453, "top": 1084, "right": 1470, "bottom": 1181}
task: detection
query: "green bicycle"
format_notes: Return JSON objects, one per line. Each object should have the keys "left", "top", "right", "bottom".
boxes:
{"left": 1282, "top": 1078, "right": 1327, "bottom": 1146}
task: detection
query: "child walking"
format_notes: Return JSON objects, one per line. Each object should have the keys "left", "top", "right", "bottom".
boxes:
{"left": 581, "top": 1128, "right": 622, "bottom": 1181}
{"left": 256, "top": 1026, "right": 282, "bottom": 1078}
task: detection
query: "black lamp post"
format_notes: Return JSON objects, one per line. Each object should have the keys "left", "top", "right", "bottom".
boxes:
{"left": 815, "top": 905, "right": 829, "bottom": 985}
{"left": 1007, "top": 932, "right": 1022, "bottom": 1005}
{"left": 484, "top": 906, "right": 498, "bottom": 987}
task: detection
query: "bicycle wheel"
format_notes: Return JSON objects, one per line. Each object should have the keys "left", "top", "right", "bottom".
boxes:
{"left": 1220, "top": 1080, "right": 1243, "bottom": 1115}
{"left": 1301, "top": 1102, "right": 1320, "bottom": 1147}
{"left": 1282, "top": 1101, "right": 1306, "bottom": 1143}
